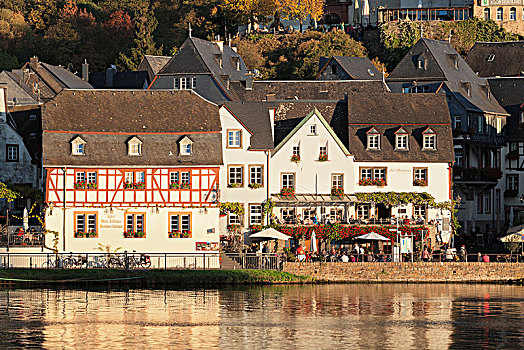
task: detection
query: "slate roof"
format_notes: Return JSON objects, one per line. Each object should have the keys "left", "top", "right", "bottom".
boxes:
{"left": 158, "top": 37, "right": 249, "bottom": 98}
{"left": 89, "top": 71, "right": 149, "bottom": 89}
{"left": 388, "top": 38, "right": 507, "bottom": 115}
{"left": 222, "top": 102, "right": 274, "bottom": 150}
{"left": 42, "top": 90, "right": 222, "bottom": 166}
{"left": 318, "top": 56, "right": 382, "bottom": 80}
{"left": 488, "top": 77, "right": 524, "bottom": 141}
{"left": 466, "top": 41, "right": 524, "bottom": 78}
{"left": 0, "top": 71, "right": 39, "bottom": 106}
{"left": 346, "top": 92, "right": 454, "bottom": 163}
{"left": 40, "top": 63, "right": 92, "bottom": 89}
{"left": 142, "top": 55, "right": 171, "bottom": 75}
{"left": 230, "top": 80, "right": 386, "bottom": 101}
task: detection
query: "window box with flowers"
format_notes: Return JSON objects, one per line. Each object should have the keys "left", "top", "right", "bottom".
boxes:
{"left": 227, "top": 224, "right": 241, "bottom": 234}
{"left": 134, "top": 182, "right": 145, "bottom": 189}
{"left": 331, "top": 187, "right": 344, "bottom": 196}
{"left": 168, "top": 231, "right": 180, "bottom": 238}
{"left": 291, "top": 154, "right": 301, "bottom": 163}
{"left": 359, "top": 179, "right": 386, "bottom": 187}
{"left": 181, "top": 182, "right": 191, "bottom": 189}
{"left": 180, "top": 231, "right": 192, "bottom": 238}
{"left": 280, "top": 187, "right": 295, "bottom": 196}
{"left": 413, "top": 179, "right": 428, "bottom": 187}
{"left": 87, "top": 181, "right": 97, "bottom": 189}
{"left": 318, "top": 154, "right": 328, "bottom": 162}
{"left": 75, "top": 231, "right": 97, "bottom": 238}
{"left": 124, "top": 231, "right": 146, "bottom": 238}
{"left": 170, "top": 182, "right": 181, "bottom": 189}
{"left": 248, "top": 183, "right": 263, "bottom": 189}
{"left": 124, "top": 182, "right": 134, "bottom": 189}
{"left": 228, "top": 183, "right": 241, "bottom": 188}
{"left": 75, "top": 181, "right": 86, "bottom": 189}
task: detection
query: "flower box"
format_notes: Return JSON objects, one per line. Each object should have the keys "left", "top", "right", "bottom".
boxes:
{"left": 181, "top": 182, "right": 191, "bottom": 189}
{"left": 413, "top": 179, "right": 428, "bottom": 187}
{"left": 227, "top": 225, "right": 241, "bottom": 234}
{"left": 318, "top": 154, "right": 328, "bottom": 162}
{"left": 87, "top": 181, "right": 97, "bottom": 189}
{"left": 75, "top": 231, "right": 97, "bottom": 238}
{"left": 280, "top": 187, "right": 295, "bottom": 196}
{"left": 134, "top": 182, "right": 145, "bottom": 189}
{"left": 331, "top": 187, "right": 344, "bottom": 196}
{"left": 358, "top": 178, "right": 386, "bottom": 187}
{"left": 228, "top": 183, "right": 241, "bottom": 188}
{"left": 75, "top": 181, "right": 86, "bottom": 189}
{"left": 291, "top": 154, "right": 301, "bottom": 163}
{"left": 170, "top": 182, "right": 180, "bottom": 189}
{"left": 180, "top": 231, "right": 192, "bottom": 238}
{"left": 168, "top": 231, "right": 180, "bottom": 238}
{"left": 124, "top": 231, "right": 146, "bottom": 238}
{"left": 248, "top": 183, "right": 262, "bottom": 189}
{"left": 124, "top": 182, "right": 134, "bottom": 189}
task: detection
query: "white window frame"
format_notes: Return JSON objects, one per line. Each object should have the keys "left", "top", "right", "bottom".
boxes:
{"left": 228, "top": 212, "right": 241, "bottom": 225}
{"left": 367, "top": 134, "right": 380, "bottom": 150}
{"left": 191, "top": 77, "right": 196, "bottom": 89}
{"left": 181, "top": 143, "right": 191, "bottom": 156}
{"left": 180, "top": 77, "right": 189, "bottom": 90}
{"left": 414, "top": 168, "right": 427, "bottom": 181}
{"left": 249, "top": 204, "right": 263, "bottom": 225}
{"left": 396, "top": 135, "right": 408, "bottom": 150}
{"left": 309, "top": 124, "right": 317, "bottom": 135}
{"left": 282, "top": 173, "right": 295, "bottom": 189}
{"left": 227, "top": 130, "right": 241, "bottom": 148}
{"left": 170, "top": 172, "right": 179, "bottom": 184}
{"left": 87, "top": 171, "right": 97, "bottom": 184}
{"left": 181, "top": 171, "right": 190, "bottom": 184}
{"left": 129, "top": 142, "right": 141, "bottom": 156}
{"left": 228, "top": 166, "right": 243, "bottom": 186}
{"left": 319, "top": 145, "right": 327, "bottom": 156}
{"left": 423, "top": 135, "right": 436, "bottom": 150}
{"left": 510, "top": 7, "right": 516, "bottom": 20}
{"left": 332, "top": 174, "right": 343, "bottom": 189}
{"left": 76, "top": 172, "right": 85, "bottom": 183}
{"left": 292, "top": 145, "right": 300, "bottom": 156}
{"left": 249, "top": 166, "right": 263, "bottom": 185}
{"left": 73, "top": 143, "right": 84, "bottom": 155}
{"left": 496, "top": 7, "right": 503, "bottom": 21}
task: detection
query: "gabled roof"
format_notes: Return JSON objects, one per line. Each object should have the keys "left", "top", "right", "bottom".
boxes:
{"left": 466, "top": 41, "right": 524, "bottom": 78}
{"left": 230, "top": 80, "right": 387, "bottom": 101}
{"left": 388, "top": 38, "right": 508, "bottom": 115}
{"left": 422, "top": 127, "right": 436, "bottom": 134}
{"left": 142, "top": 55, "right": 171, "bottom": 75}
{"left": 347, "top": 92, "right": 454, "bottom": 163}
{"left": 0, "top": 71, "right": 39, "bottom": 107}
{"left": 42, "top": 90, "right": 222, "bottom": 167}
{"left": 318, "top": 56, "right": 382, "bottom": 80}
{"left": 222, "top": 102, "right": 274, "bottom": 150}
{"left": 71, "top": 135, "right": 86, "bottom": 144}
{"left": 394, "top": 126, "right": 409, "bottom": 134}
{"left": 366, "top": 127, "right": 380, "bottom": 134}
{"left": 273, "top": 108, "right": 350, "bottom": 156}
{"left": 489, "top": 77, "right": 524, "bottom": 141}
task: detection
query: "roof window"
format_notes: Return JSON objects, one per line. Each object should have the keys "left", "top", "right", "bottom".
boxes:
{"left": 487, "top": 54, "right": 495, "bottom": 62}
{"left": 127, "top": 136, "right": 142, "bottom": 156}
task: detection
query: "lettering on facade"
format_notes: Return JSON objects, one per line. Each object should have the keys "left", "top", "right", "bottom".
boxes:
{"left": 100, "top": 215, "right": 123, "bottom": 229}
{"left": 485, "top": 0, "right": 524, "bottom": 6}
{"left": 390, "top": 168, "right": 411, "bottom": 173}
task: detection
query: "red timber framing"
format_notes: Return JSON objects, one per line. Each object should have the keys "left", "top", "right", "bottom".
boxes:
{"left": 45, "top": 167, "right": 219, "bottom": 208}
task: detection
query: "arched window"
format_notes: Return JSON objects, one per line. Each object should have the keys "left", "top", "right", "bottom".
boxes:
{"left": 510, "top": 7, "right": 516, "bottom": 20}
{"left": 496, "top": 7, "right": 503, "bottom": 21}
{"left": 484, "top": 8, "right": 490, "bottom": 20}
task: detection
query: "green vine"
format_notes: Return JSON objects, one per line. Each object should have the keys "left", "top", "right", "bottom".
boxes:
{"left": 262, "top": 199, "right": 274, "bottom": 216}
{"left": 0, "top": 182, "right": 19, "bottom": 202}
{"left": 219, "top": 202, "right": 244, "bottom": 216}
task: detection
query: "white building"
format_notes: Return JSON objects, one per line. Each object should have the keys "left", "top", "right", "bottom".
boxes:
{"left": 38, "top": 90, "right": 221, "bottom": 256}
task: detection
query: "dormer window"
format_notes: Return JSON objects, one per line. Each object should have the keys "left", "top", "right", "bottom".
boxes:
{"left": 179, "top": 136, "right": 193, "bottom": 156}
{"left": 395, "top": 127, "right": 409, "bottom": 150}
{"left": 71, "top": 136, "right": 86, "bottom": 155}
{"left": 127, "top": 136, "right": 142, "bottom": 156}
{"left": 422, "top": 127, "right": 436, "bottom": 150}
{"left": 487, "top": 54, "right": 495, "bottom": 62}
{"left": 366, "top": 127, "right": 380, "bottom": 150}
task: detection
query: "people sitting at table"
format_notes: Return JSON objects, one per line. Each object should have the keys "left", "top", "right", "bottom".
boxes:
{"left": 296, "top": 245, "right": 306, "bottom": 262}
{"left": 296, "top": 214, "right": 303, "bottom": 224}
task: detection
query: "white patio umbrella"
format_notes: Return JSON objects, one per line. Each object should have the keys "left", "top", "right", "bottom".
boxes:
{"left": 506, "top": 224, "right": 524, "bottom": 234}
{"left": 249, "top": 228, "right": 291, "bottom": 241}
{"left": 354, "top": 232, "right": 390, "bottom": 241}
{"left": 362, "top": 0, "right": 370, "bottom": 25}
{"left": 310, "top": 230, "right": 318, "bottom": 252}
{"left": 353, "top": 0, "right": 361, "bottom": 25}
{"left": 23, "top": 207, "right": 29, "bottom": 232}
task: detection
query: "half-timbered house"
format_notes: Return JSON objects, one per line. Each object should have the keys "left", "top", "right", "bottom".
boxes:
{"left": 42, "top": 90, "right": 221, "bottom": 253}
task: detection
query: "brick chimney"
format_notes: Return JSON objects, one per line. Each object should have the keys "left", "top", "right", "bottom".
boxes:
{"left": 82, "top": 59, "right": 89, "bottom": 82}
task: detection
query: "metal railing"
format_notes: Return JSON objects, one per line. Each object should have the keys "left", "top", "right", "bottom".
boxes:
{"left": 0, "top": 252, "right": 221, "bottom": 270}
{"left": 290, "top": 253, "right": 524, "bottom": 263}
{"left": 0, "top": 232, "right": 45, "bottom": 248}
{"left": 224, "top": 253, "right": 281, "bottom": 270}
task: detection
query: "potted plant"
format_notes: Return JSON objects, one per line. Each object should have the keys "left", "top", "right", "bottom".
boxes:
{"left": 75, "top": 231, "right": 85, "bottom": 238}
{"left": 413, "top": 179, "right": 428, "bottom": 186}
{"left": 134, "top": 181, "right": 145, "bottom": 189}
{"left": 87, "top": 181, "right": 97, "bottom": 189}
{"left": 169, "top": 231, "right": 180, "bottom": 238}
{"left": 181, "top": 182, "right": 191, "bottom": 189}
{"left": 331, "top": 187, "right": 344, "bottom": 196}
{"left": 318, "top": 153, "right": 328, "bottom": 162}
{"left": 181, "top": 231, "right": 191, "bottom": 238}
{"left": 291, "top": 154, "right": 300, "bottom": 163}
{"left": 86, "top": 231, "right": 97, "bottom": 238}
{"left": 124, "top": 230, "right": 134, "bottom": 238}
{"left": 170, "top": 182, "right": 180, "bottom": 189}
{"left": 248, "top": 183, "right": 262, "bottom": 189}
{"left": 136, "top": 231, "right": 146, "bottom": 238}
{"left": 75, "top": 181, "right": 86, "bottom": 189}
{"left": 280, "top": 187, "right": 295, "bottom": 196}
{"left": 124, "top": 182, "right": 133, "bottom": 189}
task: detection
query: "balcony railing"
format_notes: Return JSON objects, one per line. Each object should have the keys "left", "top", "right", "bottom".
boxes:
{"left": 453, "top": 167, "right": 502, "bottom": 182}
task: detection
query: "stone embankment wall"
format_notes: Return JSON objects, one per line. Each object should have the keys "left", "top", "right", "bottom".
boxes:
{"left": 283, "top": 262, "right": 524, "bottom": 283}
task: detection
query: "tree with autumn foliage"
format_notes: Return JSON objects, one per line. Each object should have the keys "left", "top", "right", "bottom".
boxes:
{"left": 221, "top": 0, "right": 278, "bottom": 31}
{"left": 279, "top": 0, "right": 324, "bottom": 31}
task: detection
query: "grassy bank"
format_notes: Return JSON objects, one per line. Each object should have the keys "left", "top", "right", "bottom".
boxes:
{"left": 0, "top": 269, "right": 313, "bottom": 287}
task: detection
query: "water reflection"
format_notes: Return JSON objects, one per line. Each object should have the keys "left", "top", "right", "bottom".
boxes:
{"left": 0, "top": 285, "right": 522, "bottom": 349}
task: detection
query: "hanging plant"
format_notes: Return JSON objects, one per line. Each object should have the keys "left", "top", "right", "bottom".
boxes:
{"left": 220, "top": 202, "right": 244, "bottom": 216}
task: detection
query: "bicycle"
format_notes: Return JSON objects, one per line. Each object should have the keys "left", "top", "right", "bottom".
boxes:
{"left": 127, "top": 253, "right": 151, "bottom": 269}
{"left": 62, "top": 254, "right": 88, "bottom": 269}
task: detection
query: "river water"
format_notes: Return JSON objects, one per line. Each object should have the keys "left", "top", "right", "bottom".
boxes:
{"left": 0, "top": 284, "right": 523, "bottom": 349}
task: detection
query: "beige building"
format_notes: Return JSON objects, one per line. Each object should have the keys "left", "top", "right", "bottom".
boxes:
{"left": 474, "top": 0, "right": 524, "bottom": 35}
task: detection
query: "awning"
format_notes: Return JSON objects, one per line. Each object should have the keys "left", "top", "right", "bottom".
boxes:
{"left": 354, "top": 232, "right": 390, "bottom": 241}
{"left": 249, "top": 228, "right": 291, "bottom": 241}
{"left": 507, "top": 224, "right": 524, "bottom": 234}
{"left": 499, "top": 233, "right": 524, "bottom": 243}
{"left": 271, "top": 194, "right": 357, "bottom": 206}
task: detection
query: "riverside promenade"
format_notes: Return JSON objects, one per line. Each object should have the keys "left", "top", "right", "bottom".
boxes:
{"left": 282, "top": 262, "right": 524, "bottom": 283}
